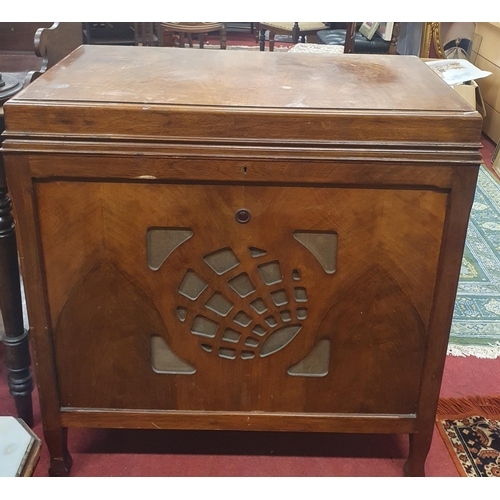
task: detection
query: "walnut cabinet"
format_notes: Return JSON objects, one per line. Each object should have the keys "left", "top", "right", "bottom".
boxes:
{"left": 1, "top": 46, "right": 482, "bottom": 476}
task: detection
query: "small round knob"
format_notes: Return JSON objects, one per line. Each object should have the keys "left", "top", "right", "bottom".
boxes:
{"left": 235, "top": 209, "right": 251, "bottom": 224}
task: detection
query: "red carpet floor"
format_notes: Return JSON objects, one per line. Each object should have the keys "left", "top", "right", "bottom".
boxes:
{"left": 1, "top": 352, "right": 499, "bottom": 477}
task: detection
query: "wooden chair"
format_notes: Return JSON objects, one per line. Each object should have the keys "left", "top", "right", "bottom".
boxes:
{"left": 0, "top": 22, "right": 82, "bottom": 428}
{"left": 317, "top": 22, "right": 401, "bottom": 54}
{"left": 159, "top": 23, "right": 226, "bottom": 49}
{"left": 133, "top": 23, "right": 158, "bottom": 46}
{"left": 258, "top": 22, "right": 327, "bottom": 51}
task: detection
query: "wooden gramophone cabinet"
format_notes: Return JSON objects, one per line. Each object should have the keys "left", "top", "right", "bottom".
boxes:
{"left": 1, "top": 45, "right": 482, "bottom": 476}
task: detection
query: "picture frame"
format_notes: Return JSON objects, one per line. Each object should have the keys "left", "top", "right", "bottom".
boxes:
{"left": 377, "top": 22, "right": 394, "bottom": 42}
{"left": 359, "top": 22, "right": 380, "bottom": 40}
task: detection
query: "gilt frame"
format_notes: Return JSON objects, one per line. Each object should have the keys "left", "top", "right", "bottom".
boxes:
{"left": 419, "top": 22, "right": 445, "bottom": 58}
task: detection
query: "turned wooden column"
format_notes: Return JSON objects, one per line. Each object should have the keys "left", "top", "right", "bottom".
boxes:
{"left": 0, "top": 110, "right": 34, "bottom": 428}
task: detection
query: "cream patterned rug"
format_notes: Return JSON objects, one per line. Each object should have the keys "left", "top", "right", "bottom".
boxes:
{"left": 288, "top": 43, "right": 344, "bottom": 54}
{"left": 204, "top": 44, "right": 290, "bottom": 52}
{"left": 449, "top": 166, "right": 500, "bottom": 358}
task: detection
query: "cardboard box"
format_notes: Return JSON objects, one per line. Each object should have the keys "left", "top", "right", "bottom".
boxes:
{"left": 452, "top": 80, "right": 487, "bottom": 117}
{"left": 423, "top": 58, "right": 489, "bottom": 117}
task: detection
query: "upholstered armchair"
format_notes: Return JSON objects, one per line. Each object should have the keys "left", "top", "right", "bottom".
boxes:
{"left": 317, "top": 22, "right": 401, "bottom": 54}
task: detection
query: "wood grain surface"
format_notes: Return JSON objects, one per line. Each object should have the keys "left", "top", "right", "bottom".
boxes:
{"left": 33, "top": 179, "right": 446, "bottom": 414}
{"left": 10, "top": 45, "right": 473, "bottom": 111}
{"left": 1, "top": 45, "right": 482, "bottom": 476}
{"left": 3, "top": 46, "right": 483, "bottom": 145}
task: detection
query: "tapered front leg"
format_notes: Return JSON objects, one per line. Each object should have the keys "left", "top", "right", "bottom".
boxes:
{"left": 46, "top": 427, "right": 73, "bottom": 477}
{"left": 404, "top": 431, "right": 432, "bottom": 477}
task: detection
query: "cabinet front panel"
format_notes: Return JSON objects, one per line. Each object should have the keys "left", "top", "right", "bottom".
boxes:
{"left": 34, "top": 174, "right": 448, "bottom": 414}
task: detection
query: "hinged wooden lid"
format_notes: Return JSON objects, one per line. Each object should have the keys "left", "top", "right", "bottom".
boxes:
{"left": 3, "top": 45, "right": 483, "bottom": 148}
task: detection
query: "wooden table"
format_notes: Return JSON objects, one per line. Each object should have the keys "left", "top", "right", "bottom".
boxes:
{"left": 1, "top": 45, "right": 482, "bottom": 476}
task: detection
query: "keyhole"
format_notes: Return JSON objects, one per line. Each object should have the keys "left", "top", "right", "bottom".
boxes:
{"left": 235, "top": 209, "right": 251, "bottom": 224}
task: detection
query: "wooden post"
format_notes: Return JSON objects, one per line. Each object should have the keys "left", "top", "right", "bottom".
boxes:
{"left": 344, "top": 22, "right": 357, "bottom": 53}
{"left": 0, "top": 155, "right": 34, "bottom": 427}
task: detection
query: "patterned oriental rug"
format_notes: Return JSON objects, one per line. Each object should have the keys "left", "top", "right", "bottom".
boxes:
{"left": 449, "top": 166, "right": 500, "bottom": 359}
{"left": 437, "top": 396, "right": 500, "bottom": 477}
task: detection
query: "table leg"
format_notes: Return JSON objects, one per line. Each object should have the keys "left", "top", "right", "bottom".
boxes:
{"left": 269, "top": 32, "right": 275, "bottom": 52}
{"left": 260, "top": 28, "right": 266, "bottom": 51}
{"left": 292, "top": 22, "right": 300, "bottom": 43}
{"left": 0, "top": 159, "right": 34, "bottom": 428}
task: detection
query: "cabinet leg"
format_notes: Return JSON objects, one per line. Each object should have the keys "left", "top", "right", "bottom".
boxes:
{"left": 0, "top": 173, "right": 34, "bottom": 428}
{"left": 46, "top": 428, "right": 73, "bottom": 477}
{"left": 404, "top": 431, "right": 432, "bottom": 477}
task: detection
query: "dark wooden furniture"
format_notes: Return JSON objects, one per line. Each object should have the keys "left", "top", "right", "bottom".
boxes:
{"left": 159, "top": 23, "right": 226, "bottom": 49}
{"left": 133, "top": 23, "right": 158, "bottom": 46}
{"left": 0, "top": 22, "right": 52, "bottom": 106}
{"left": 83, "top": 23, "right": 159, "bottom": 46}
{"left": 1, "top": 46, "right": 482, "bottom": 476}
{"left": 318, "top": 22, "right": 401, "bottom": 54}
{"left": 258, "top": 22, "right": 327, "bottom": 51}
{"left": 0, "top": 23, "right": 82, "bottom": 93}
{"left": 83, "top": 23, "right": 134, "bottom": 45}
{"left": 0, "top": 22, "right": 82, "bottom": 428}
{"left": 0, "top": 153, "right": 32, "bottom": 427}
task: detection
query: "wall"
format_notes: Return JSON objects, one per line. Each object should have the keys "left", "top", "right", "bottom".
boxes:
{"left": 475, "top": 22, "right": 500, "bottom": 143}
